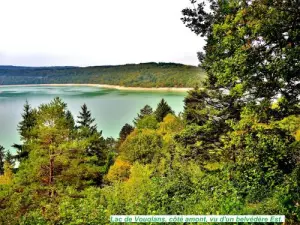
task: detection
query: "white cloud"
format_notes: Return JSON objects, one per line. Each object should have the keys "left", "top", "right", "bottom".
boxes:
{"left": 0, "top": 0, "right": 205, "bottom": 66}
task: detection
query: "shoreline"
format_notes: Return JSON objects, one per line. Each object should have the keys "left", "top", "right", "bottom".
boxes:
{"left": 0, "top": 84, "right": 193, "bottom": 92}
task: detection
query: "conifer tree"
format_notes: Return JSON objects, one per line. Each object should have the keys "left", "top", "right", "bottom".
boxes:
{"left": 140, "top": 105, "right": 153, "bottom": 116}
{"left": 133, "top": 105, "right": 153, "bottom": 125}
{"left": 65, "top": 110, "right": 75, "bottom": 131}
{"left": 3, "top": 98, "right": 104, "bottom": 221}
{"left": 18, "top": 100, "right": 37, "bottom": 140}
{"left": 0, "top": 145, "right": 5, "bottom": 175}
{"left": 77, "top": 103, "right": 96, "bottom": 133}
{"left": 119, "top": 123, "right": 134, "bottom": 143}
{"left": 5, "top": 151, "right": 14, "bottom": 167}
{"left": 14, "top": 100, "right": 37, "bottom": 160}
{"left": 154, "top": 99, "right": 174, "bottom": 122}
{"left": 77, "top": 103, "right": 107, "bottom": 166}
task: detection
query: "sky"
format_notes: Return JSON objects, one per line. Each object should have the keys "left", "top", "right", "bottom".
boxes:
{"left": 0, "top": 0, "right": 205, "bottom": 67}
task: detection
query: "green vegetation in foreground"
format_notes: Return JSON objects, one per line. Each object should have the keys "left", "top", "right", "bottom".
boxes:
{"left": 0, "top": 62, "right": 205, "bottom": 88}
{"left": 0, "top": 0, "right": 299, "bottom": 224}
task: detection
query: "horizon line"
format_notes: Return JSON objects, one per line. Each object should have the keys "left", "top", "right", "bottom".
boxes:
{"left": 0, "top": 61, "right": 199, "bottom": 68}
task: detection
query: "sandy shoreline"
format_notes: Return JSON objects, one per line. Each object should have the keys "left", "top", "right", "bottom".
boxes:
{"left": 0, "top": 84, "right": 193, "bottom": 92}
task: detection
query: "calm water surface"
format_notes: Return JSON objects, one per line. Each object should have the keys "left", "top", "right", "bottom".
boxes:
{"left": 0, "top": 86, "right": 186, "bottom": 153}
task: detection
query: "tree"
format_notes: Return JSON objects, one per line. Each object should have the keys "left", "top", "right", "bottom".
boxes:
{"left": 4, "top": 98, "right": 103, "bottom": 223}
{"left": 77, "top": 103, "right": 96, "bottom": 132}
{"left": 182, "top": 0, "right": 300, "bottom": 117}
{"left": 14, "top": 100, "right": 37, "bottom": 160}
{"left": 119, "top": 129, "right": 163, "bottom": 164}
{"left": 119, "top": 123, "right": 134, "bottom": 143}
{"left": 4, "top": 151, "right": 14, "bottom": 167}
{"left": 105, "top": 137, "right": 117, "bottom": 151}
{"left": 136, "top": 115, "right": 158, "bottom": 130}
{"left": 180, "top": 0, "right": 300, "bottom": 162}
{"left": 105, "top": 158, "right": 132, "bottom": 183}
{"left": 223, "top": 106, "right": 299, "bottom": 201}
{"left": 140, "top": 105, "right": 153, "bottom": 116}
{"left": 158, "top": 114, "right": 184, "bottom": 135}
{"left": 57, "top": 188, "right": 107, "bottom": 225}
{"left": 0, "top": 145, "right": 5, "bottom": 175}
{"left": 179, "top": 1, "right": 247, "bottom": 158}
{"left": 77, "top": 103, "right": 107, "bottom": 167}
{"left": 18, "top": 100, "right": 37, "bottom": 140}
{"left": 181, "top": 1, "right": 300, "bottom": 223}
{"left": 0, "top": 161, "right": 13, "bottom": 185}
{"left": 65, "top": 110, "right": 75, "bottom": 132}
{"left": 133, "top": 105, "right": 153, "bottom": 125}
{"left": 154, "top": 99, "right": 174, "bottom": 122}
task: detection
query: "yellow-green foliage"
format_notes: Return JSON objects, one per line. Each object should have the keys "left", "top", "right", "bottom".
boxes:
{"left": 118, "top": 113, "right": 185, "bottom": 176}
{"left": 203, "top": 162, "right": 224, "bottom": 171}
{"left": 1, "top": 0, "right": 300, "bottom": 222}
{"left": 102, "top": 163, "right": 156, "bottom": 216}
{"left": 158, "top": 113, "right": 184, "bottom": 135}
{"left": 105, "top": 158, "right": 131, "bottom": 183}
{"left": 296, "top": 129, "right": 300, "bottom": 141}
{"left": 0, "top": 162, "right": 13, "bottom": 185}
{"left": 119, "top": 129, "right": 163, "bottom": 164}
{"left": 136, "top": 115, "right": 158, "bottom": 130}
{"left": 276, "top": 115, "right": 300, "bottom": 139}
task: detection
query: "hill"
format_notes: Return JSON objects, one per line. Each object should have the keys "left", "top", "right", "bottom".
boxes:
{"left": 0, "top": 62, "right": 205, "bottom": 88}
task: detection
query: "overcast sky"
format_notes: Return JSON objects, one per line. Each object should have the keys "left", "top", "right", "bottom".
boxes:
{"left": 0, "top": 0, "right": 205, "bottom": 67}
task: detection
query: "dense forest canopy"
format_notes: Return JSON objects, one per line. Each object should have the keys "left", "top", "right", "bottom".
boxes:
{"left": 0, "top": 63, "right": 205, "bottom": 88}
{"left": 0, "top": 0, "right": 299, "bottom": 224}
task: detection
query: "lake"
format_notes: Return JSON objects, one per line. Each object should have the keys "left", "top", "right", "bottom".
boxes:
{"left": 0, "top": 86, "right": 187, "bottom": 153}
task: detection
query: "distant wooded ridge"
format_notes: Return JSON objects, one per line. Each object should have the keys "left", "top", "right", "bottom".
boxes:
{"left": 0, "top": 62, "right": 205, "bottom": 87}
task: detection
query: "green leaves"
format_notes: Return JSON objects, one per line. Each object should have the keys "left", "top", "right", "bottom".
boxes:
{"left": 181, "top": 1, "right": 299, "bottom": 222}
{"left": 77, "top": 103, "right": 107, "bottom": 168}
{"left": 154, "top": 99, "right": 175, "bottom": 122}
{"left": 133, "top": 105, "right": 153, "bottom": 126}
{"left": 77, "top": 103, "right": 96, "bottom": 132}
{"left": 0, "top": 1, "right": 299, "bottom": 223}
{"left": 136, "top": 115, "right": 158, "bottom": 130}
{"left": 119, "top": 129, "right": 163, "bottom": 164}
{"left": 58, "top": 188, "right": 107, "bottom": 225}
{"left": 0, "top": 98, "right": 109, "bottom": 224}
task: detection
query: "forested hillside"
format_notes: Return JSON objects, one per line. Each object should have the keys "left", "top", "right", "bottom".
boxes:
{"left": 0, "top": 63, "right": 205, "bottom": 87}
{"left": 0, "top": 0, "right": 299, "bottom": 224}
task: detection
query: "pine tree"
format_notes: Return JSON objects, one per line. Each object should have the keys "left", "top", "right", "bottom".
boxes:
{"left": 5, "top": 98, "right": 103, "bottom": 221}
{"left": 5, "top": 151, "right": 14, "bottom": 167}
{"left": 77, "top": 103, "right": 107, "bottom": 167}
{"left": 14, "top": 100, "right": 37, "bottom": 161}
{"left": 133, "top": 105, "right": 153, "bottom": 125}
{"left": 154, "top": 99, "right": 174, "bottom": 122}
{"left": 77, "top": 103, "right": 96, "bottom": 133}
{"left": 0, "top": 145, "right": 5, "bottom": 175}
{"left": 119, "top": 123, "right": 134, "bottom": 143}
{"left": 18, "top": 100, "right": 37, "bottom": 140}
{"left": 141, "top": 105, "right": 153, "bottom": 116}
{"left": 66, "top": 110, "right": 75, "bottom": 130}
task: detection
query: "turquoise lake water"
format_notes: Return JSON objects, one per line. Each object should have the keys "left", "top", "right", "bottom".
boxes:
{"left": 0, "top": 86, "right": 187, "bottom": 153}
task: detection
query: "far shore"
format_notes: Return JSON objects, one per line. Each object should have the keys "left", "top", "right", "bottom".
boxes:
{"left": 0, "top": 84, "right": 193, "bottom": 92}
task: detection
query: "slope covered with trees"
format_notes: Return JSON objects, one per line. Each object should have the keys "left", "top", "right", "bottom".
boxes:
{"left": 0, "top": 63, "right": 205, "bottom": 88}
{"left": 0, "top": 0, "right": 299, "bottom": 224}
